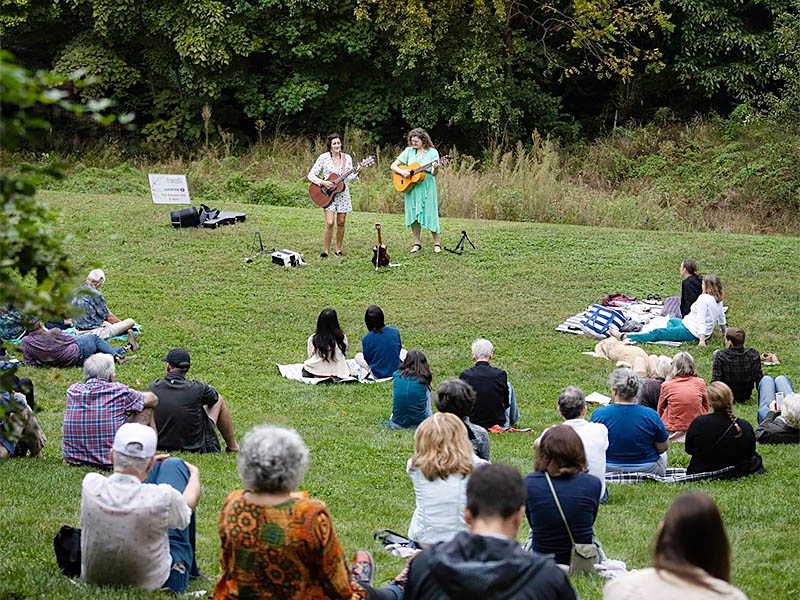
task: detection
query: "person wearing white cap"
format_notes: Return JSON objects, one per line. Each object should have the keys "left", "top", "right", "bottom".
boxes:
{"left": 70, "top": 268, "right": 137, "bottom": 343}
{"left": 80, "top": 423, "right": 203, "bottom": 593}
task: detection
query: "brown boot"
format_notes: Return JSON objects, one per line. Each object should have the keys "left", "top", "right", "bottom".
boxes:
{"left": 116, "top": 354, "right": 138, "bottom": 365}
{"left": 127, "top": 329, "right": 139, "bottom": 352}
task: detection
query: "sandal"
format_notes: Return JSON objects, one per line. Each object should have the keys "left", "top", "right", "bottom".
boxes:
{"left": 434, "top": 244, "right": 441, "bottom": 253}
{"left": 410, "top": 244, "right": 422, "bottom": 254}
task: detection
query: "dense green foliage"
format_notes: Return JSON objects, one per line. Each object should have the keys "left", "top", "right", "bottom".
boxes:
{"left": 6, "top": 0, "right": 797, "bottom": 147}
{"left": 2, "top": 192, "right": 799, "bottom": 599}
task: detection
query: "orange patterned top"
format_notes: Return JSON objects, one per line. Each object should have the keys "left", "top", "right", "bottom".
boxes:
{"left": 213, "top": 490, "right": 366, "bottom": 600}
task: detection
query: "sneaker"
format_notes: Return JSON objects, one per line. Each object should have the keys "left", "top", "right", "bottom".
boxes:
{"left": 127, "top": 329, "right": 139, "bottom": 352}
{"left": 350, "top": 550, "right": 374, "bottom": 588}
{"left": 390, "top": 561, "right": 411, "bottom": 592}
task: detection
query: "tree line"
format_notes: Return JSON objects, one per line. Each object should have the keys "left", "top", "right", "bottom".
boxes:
{"left": 3, "top": 0, "right": 799, "bottom": 150}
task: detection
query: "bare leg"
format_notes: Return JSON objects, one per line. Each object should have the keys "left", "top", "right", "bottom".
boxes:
{"left": 205, "top": 394, "right": 239, "bottom": 451}
{"left": 335, "top": 213, "right": 346, "bottom": 253}
{"left": 632, "top": 357, "right": 647, "bottom": 378}
{"left": 323, "top": 210, "right": 335, "bottom": 254}
{"left": 411, "top": 222, "right": 422, "bottom": 247}
{"left": 432, "top": 231, "right": 440, "bottom": 246}
{"left": 647, "top": 354, "right": 659, "bottom": 375}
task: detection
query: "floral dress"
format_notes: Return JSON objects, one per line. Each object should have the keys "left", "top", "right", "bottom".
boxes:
{"left": 307, "top": 152, "right": 358, "bottom": 213}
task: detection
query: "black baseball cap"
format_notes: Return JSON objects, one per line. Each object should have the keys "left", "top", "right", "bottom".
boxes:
{"left": 162, "top": 348, "right": 191, "bottom": 368}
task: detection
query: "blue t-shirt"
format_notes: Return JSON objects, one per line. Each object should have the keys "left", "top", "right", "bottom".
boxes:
{"left": 524, "top": 471, "right": 601, "bottom": 566}
{"left": 71, "top": 284, "right": 110, "bottom": 330}
{"left": 361, "top": 326, "right": 402, "bottom": 379}
{"left": 589, "top": 403, "right": 668, "bottom": 466}
{"left": 391, "top": 371, "right": 430, "bottom": 429}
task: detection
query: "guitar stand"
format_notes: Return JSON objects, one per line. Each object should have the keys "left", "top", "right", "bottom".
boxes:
{"left": 444, "top": 230, "right": 476, "bottom": 255}
{"left": 244, "top": 231, "right": 273, "bottom": 263}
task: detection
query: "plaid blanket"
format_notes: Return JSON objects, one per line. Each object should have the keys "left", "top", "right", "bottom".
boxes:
{"left": 605, "top": 466, "right": 735, "bottom": 484}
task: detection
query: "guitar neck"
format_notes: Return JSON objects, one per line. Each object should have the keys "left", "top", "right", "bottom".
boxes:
{"left": 411, "top": 160, "right": 439, "bottom": 175}
{"left": 376, "top": 228, "right": 383, "bottom": 246}
{"left": 331, "top": 167, "right": 356, "bottom": 185}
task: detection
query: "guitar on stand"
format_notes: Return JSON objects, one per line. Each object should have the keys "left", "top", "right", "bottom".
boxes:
{"left": 392, "top": 155, "right": 453, "bottom": 193}
{"left": 372, "top": 223, "right": 390, "bottom": 271}
{"left": 309, "top": 155, "right": 376, "bottom": 208}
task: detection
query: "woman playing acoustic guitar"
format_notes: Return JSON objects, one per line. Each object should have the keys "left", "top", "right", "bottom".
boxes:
{"left": 307, "top": 133, "right": 362, "bottom": 258}
{"left": 391, "top": 128, "right": 441, "bottom": 253}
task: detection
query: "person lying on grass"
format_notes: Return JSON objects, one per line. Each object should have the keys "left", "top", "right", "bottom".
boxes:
{"left": 21, "top": 318, "right": 136, "bottom": 367}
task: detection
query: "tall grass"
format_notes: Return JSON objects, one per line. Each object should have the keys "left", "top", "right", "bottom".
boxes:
{"left": 8, "top": 115, "right": 799, "bottom": 234}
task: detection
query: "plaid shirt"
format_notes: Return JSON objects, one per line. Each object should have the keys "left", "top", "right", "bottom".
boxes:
{"left": 71, "top": 284, "right": 110, "bottom": 330}
{"left": 63, "top": 378, "right": 144, "bottom": 468}
{"left": 605, "top": 465, "right": 734, "bottom": 484}
{"left": 711, "top": 347, "right": 762, "bottom": 403}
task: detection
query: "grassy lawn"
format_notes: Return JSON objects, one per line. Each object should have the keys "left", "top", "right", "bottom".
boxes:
{"left": 2, "top": 190, "right": 799, "bottom": 599}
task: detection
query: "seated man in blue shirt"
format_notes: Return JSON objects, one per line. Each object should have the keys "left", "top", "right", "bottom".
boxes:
{"left": 71, "top": 269, "right": 137, "bottom": 341}
{"left": 355, "top": 305, "right": 404, "bottom": 379}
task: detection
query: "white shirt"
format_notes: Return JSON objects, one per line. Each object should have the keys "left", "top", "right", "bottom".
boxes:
{"left": 304, "top": 334, "right": 350, "bottom": 378}
{"left": 80, "top": 472, "right": 191, "bottom": 591}
{"left": 604, "top": 567, "right": 749, "bottom": 600}
{"left": 537, "top": 419, "right": 609, "bottom": 500}
{"left": 407, "top": 454, "right": 488, "bottom": 544}
{"left": 681, "top": 293, "right": 726, "bottom": 338}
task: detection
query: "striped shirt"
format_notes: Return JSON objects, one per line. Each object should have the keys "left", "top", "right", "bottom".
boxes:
{"left": 63, "top": 378, "right": 144, "bottom": 468}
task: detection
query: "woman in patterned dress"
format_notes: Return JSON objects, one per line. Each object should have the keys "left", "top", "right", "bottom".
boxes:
{"left": 308, "top": 133, "right": 362, "bottom": 258}
{"left": 390, "top": 127, "right": 442, "bottom": 253}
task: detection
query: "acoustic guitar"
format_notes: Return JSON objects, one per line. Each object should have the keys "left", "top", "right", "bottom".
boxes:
{"left": 309, "top": 155, "right": 376, "bottom": 208}
{"left": 392, "top": 154, "right": 452, "bottom": 193}
{"left": 372, "top": 223, "right": 390, "bottom": 270}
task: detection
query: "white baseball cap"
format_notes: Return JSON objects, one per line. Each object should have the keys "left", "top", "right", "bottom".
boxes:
{"left": 112, "top": 423, "right": 157, "bottom": 459}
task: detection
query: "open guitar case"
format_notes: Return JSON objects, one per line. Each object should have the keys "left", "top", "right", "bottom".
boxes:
{"left": 171, "top": 204, "right": 246, "bottom": 229}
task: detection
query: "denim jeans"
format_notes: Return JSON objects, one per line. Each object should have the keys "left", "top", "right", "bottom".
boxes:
{"left": 144, "top": 458, "right": 197, "bottom": 593}
{"left": 626, "top": 319, "right": 698, "bottom": 344}
{"left": 504, "top": 381, "right": 521, "bottom": 428}
{"left": 758, "top": 376, "right": 794, "bottom": 424}
{"left": 75, "top": 334, "right": 124, "bottom": 364}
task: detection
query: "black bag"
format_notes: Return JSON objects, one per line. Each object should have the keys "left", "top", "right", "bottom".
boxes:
{"left": 54, "top": 525, "right": 81, "bottom": 577}
{"left": 170, "top": 207, "right": 200, "bottom": 228}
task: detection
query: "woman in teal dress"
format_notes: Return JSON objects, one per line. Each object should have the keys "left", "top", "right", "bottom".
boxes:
{"left": 391, "top": 127, "right": 442, "bottom": 253}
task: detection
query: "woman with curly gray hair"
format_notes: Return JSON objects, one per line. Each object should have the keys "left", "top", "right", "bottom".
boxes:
{"left": 214, "top": 426, "right": 405, "bottom": 600}
{"left": 589, "top": 368, "right": 671, "bottom": 476}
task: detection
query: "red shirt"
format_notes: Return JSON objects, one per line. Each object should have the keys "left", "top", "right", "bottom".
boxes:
{"left": 658, "top": 376, "right": 708, "bottom": 432}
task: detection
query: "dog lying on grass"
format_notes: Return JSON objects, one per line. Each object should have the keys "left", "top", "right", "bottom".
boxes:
{"left": 584, "top": 337, "right": 671, "bottom": 378}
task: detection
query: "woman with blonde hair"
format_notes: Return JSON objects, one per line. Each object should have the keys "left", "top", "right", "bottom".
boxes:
{"left": 604, "top": 492, "right": 749, "bottom": 599}
{"left": 407, "top": 412, "right": 487, "bottom": 546}
{"left": 685, "top": 382, "right": 764, "bottom": 478}
{"left": 658, "top": 352, "right": 708, "bottom": 442}
{"left": 623, "top": 274, "right": 726, "bottom": 347}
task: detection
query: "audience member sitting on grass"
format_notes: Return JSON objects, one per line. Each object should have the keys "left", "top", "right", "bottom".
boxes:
{"left": 535, "top": 387, "right": 608, "bottom": 504}
{"left": 658, "top": 352, "right": 708, "bottom": 442}
{"left": 679, "top": 259, "right": 704, "bottom": 318}
{"left": 525, "top": 425, "right": 602, "bottom": 569}
{"left": 355, "top": 305, "right": 404, "bottom": 379}
{"left": 407, "top": 413, "right": 488, "bottom": 547}
{"left": 603, "top": 492, "right": 749, "bottom": 600}
{"left": 685, "top": 382, "right": 764, "bottom": 479}
{"left": 590, "top": 368, "right": 669, "bottom": 475}
{"left": 756, "top": 375, "right": 794, "bottom": 424}
{"left": 389, "top": 350, "right": 432, "bottom": 429}
{"left": 403, "top": 463, "right": 577, "bottom": 600}
{"left": 148, "top": 348, "right": 239, "bottom": 453}
{"left": 80, "top": 423, "right": 202, "bottom": 594}
{"left": 620, "top": 274, "right": 726, "bottom": 347}
{"left": 21, "top": 318, "right": 136, "bottom": 367}
{"left": 213, "top": 425, "right": 406, "bottom": 600}
{"left": 63, "top": 354, "right": 158, "bottom": 469}
{"left": 303, "top": 308, "right": 350, "bottom": 379}
{"left": 459, "top": 338, "right": 519, "bottom": 430}
{"left": 0, "top": 391, "right": 46, "bottom": 458}
{"left": 434, "top": 378, "right": 491, "bottom": 461}
{"left": 711, "top": 327, "right": 762, "bottom": 404}
{"left": 71, "top": 269, "right": 137, "bottom": 340}
{"left": 637, "top": 355, "right": 672, "bottom": 410}
{"left": 755, "top": 379, "right": 800, "bottom": 444}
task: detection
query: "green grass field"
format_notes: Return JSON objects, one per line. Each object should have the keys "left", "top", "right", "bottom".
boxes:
{"left": 2, "top": 190, "right": 799, "bottom": 599}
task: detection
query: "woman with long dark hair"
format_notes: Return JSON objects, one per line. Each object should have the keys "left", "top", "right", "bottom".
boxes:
{"left": 604, "top": 492, "right": 748, "bottom": 599}
{"left": 389, "top": 350, "right": 432, "bottom": 429}
{"left": 302, "top": 308, "right": 349, "bottom": 379}
{"left": 307, "top": 133, "right": 362, "bottom": 258}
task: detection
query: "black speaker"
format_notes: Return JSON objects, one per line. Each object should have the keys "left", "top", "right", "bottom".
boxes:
{"left": 170, "top": 207, "right": 200, "bottom": 228}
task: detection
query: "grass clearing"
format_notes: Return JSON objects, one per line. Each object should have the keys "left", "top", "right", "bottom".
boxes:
{"left": 1, "top": 190, "right": 799, "bottom": 599}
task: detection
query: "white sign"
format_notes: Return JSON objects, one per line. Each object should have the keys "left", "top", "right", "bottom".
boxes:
{"left": 149, "top": 174, "right": 191, "bottom": 204}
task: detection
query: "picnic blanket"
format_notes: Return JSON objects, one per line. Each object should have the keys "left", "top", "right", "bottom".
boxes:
{"left": 7, "top": 324, "right": 142, "bottom": 345}
{"left": 556, "top": 302, "right": 682, "bottom": 347}
{"left": 277, "top": 360, "right": 392, "bottom": 385}
{"left": 605, "top": 465, "right": 735, "bottom": 484}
